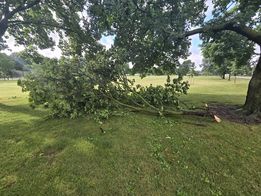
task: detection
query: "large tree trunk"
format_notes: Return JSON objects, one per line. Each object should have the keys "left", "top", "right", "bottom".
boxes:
{"left": 244, "top": 52, "right": 261, "bottom": 114}
{"left": 0, "top": 19, "right": 8, "bottom": 38}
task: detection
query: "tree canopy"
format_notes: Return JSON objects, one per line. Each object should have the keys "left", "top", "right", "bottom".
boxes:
{"left": 177, "top": 60, "right": 196, "bottom": 79}
{"left": 88, "top": 0, "right": 260, "bottom": 68}
{"left": 0, "top": 0, "right": 102, "bottom": 54}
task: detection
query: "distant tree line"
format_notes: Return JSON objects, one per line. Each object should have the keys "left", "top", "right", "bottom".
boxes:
{"left": 0, "top": 48, "right": 49, "bottom": 79}
{"left": 0, "top": 52, "right": 27, "bottom": 79}
{"left": 126, "top": 59, "right": 198, "bottom": 78}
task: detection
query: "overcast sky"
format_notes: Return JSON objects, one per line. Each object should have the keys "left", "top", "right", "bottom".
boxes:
{"left": 2, "top": 0, "right": 215, "bottom": 69}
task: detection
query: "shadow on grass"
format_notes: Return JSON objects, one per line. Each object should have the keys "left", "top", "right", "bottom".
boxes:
{"left": 0, "top": 103, "right": 47, "bottom": 118}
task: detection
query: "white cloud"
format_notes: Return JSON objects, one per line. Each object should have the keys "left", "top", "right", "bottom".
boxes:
{"left": 205, "top": 0, "right": 214, "bottom": 21}
{"left": 2, "top": 36, "right": 24, "bottom": 55}
{"left": 189, "top": 53, "right": 203, "bottom": 70}
{"left": 2, "top": 32, "right": 62, "bottom": 58}
{"left": 39, "top": 47, "right": 62, "bottom": 58}
{"left": 186, "top": 0, "right": 214, "bottom": 69}
{"left": 99, "top": 35, "right": 115, "bottom": 50}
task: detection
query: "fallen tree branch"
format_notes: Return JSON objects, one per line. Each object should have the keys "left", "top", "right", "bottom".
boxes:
{"left": 103, "top": 89, "right": 215, "bottom": 118}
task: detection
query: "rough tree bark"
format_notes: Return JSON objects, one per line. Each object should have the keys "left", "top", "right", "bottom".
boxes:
{"left": 244, "top": 49, "right": 261, "bottom": 114}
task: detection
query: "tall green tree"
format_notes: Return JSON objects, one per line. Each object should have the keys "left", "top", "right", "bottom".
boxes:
{"left": 177, "top": 60, "right": 195, "bottom": 79}
{"left": 0, "top": 53, "right": 15, "bottom": 78}
{"left": 201, "top": 31, "right": 255, "bottom": 79}
{"left": 88, "top": 0, "right": 261, "bottom": 113}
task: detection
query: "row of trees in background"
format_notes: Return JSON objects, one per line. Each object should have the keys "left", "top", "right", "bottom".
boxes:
{"left": 124, "top": 60, "right": 197, "bottom": 78}
{"left": 1, "top": 52, "right": 198, "bottom": 79}
{"left": 201, "top": 58, "right": 254, "bottom": 79}
{"left": 0, "top": 49, "right": 254, "bottom": 80}
{"left": 0, "top": 47, "right": 49, "bottom": 79}
{"left": 0, "top": 52, "right": 29, "bottom": 79}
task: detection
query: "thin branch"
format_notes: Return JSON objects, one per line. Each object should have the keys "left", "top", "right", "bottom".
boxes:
{"left": 116, "top": 77, "right": 160, "bottom": 111}
{"left": 6, "top": 0, "right": 41, "bottom": 19}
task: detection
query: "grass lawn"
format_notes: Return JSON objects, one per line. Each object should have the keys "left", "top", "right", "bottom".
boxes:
{"left": 0, "top": 76, "right": 260, "bottom": 195}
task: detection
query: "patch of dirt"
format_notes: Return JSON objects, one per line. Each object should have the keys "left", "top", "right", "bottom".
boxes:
{"left": 208, "top": 104, "right": 261, "bottom": 124}
{"left": 39, "top": 147, "right": 64, "bottom": 165}
{"left": 43, "top": 148, "right": 60, "bottom": 157}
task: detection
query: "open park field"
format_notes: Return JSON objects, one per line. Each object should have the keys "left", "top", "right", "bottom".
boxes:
{"left": 0, "top": 76, "right": 260, "bottom": 195}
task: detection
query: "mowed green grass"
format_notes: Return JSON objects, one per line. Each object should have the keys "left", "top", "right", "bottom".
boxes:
{"left": 130, "top": 75, "right": 249, "bottom": 106}
{"left": 0, "top": 77, "right": 260, "bottom": 195}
